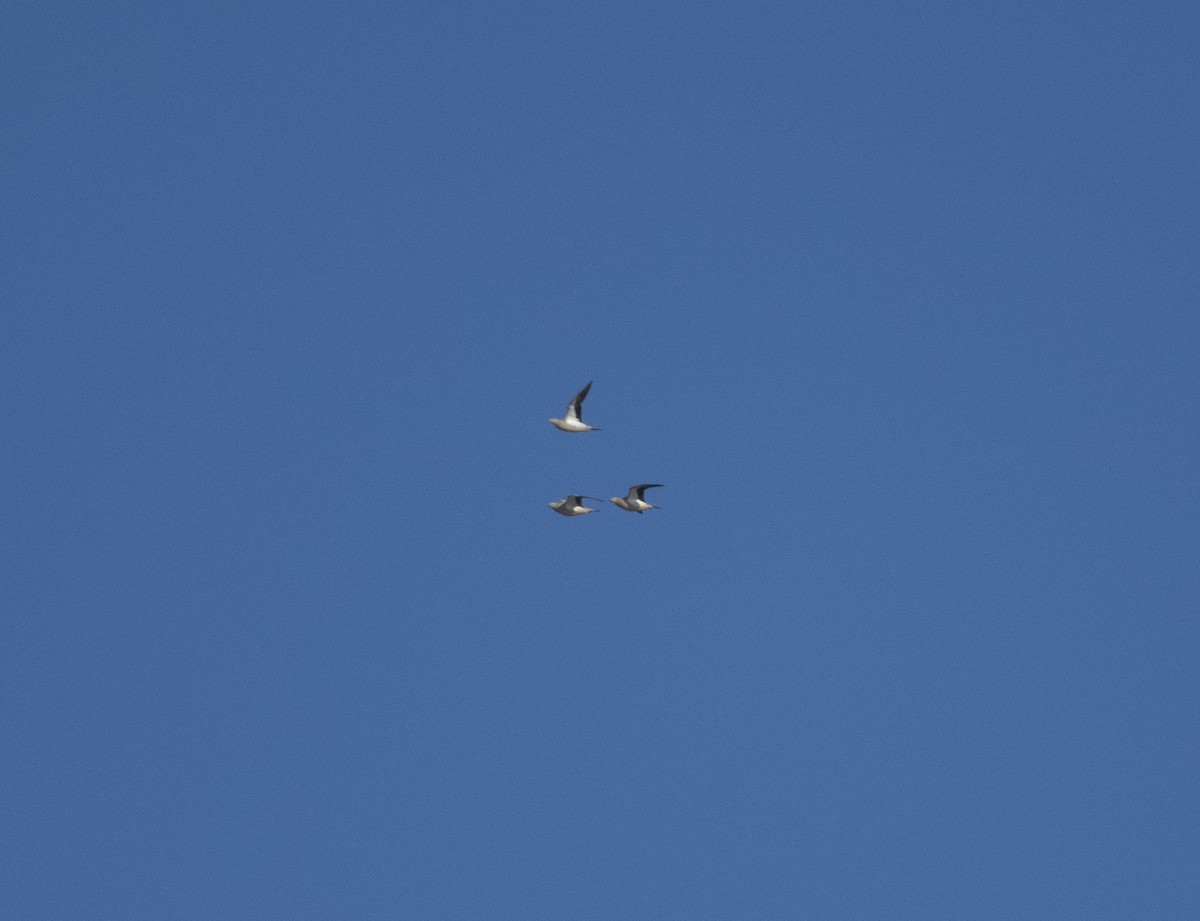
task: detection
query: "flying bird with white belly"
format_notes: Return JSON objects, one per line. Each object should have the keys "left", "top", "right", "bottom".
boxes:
{"left": 548, "top": 495, "right": 602, "bottom": 516}
{"left": 550, "top": 381, "right": 600, "bottom": 432}
{"left": 610, "top": 484, "right": 664, "bottom": 513}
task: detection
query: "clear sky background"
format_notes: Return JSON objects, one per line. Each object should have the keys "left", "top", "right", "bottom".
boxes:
{"left": 3, "top": 2, "right": 1198, "bottom": 918}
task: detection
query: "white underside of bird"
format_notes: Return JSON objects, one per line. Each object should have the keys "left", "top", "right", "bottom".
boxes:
{"left": 610, "top": 483, "right": 664, "bottom": 513}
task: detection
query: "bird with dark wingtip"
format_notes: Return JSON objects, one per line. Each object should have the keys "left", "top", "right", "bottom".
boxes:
{"left": 548, "top": 494, "right": 602, "bottom": 516}
{"left": 549, "top": 381, "right": 601, "bottom": 432}
{"left": 610, "top": 484, "right": 664, "bottom": 513}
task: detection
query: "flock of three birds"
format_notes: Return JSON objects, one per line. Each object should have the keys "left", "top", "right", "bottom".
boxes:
{"left": 547, "top": 381, "right": 663, "bottom": 517}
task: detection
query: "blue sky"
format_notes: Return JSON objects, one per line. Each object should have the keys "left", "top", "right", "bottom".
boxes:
{"left": 3, "top": 1, "right": 1198, "bottom": 918}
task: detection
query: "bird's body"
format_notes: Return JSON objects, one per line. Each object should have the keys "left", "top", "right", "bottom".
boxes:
{"left": 550, "top": 381, "right": 600, "bottom": 432}
{"left": 548, "top": 494, "right": 601, "bottom": 516}
{"left": 610, "top": 483, "right": 664, "bottom": 513}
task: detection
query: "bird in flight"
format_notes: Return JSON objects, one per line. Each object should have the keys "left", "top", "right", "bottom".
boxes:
{"left": 550, "top": 381, "right": 600, "bottom": 432}
{"left": 548, "top": 494, "right": 602, "bottom": 516}
{"left": 610, "top": 483, "right": 664, "bottom": 513}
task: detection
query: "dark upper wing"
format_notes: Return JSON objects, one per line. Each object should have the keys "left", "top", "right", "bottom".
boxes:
{"left": 569, "top": 381, "right": 593, "bottom": 415}
{"left": 632, "top": 484, "right": 664, "bottom": 500}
